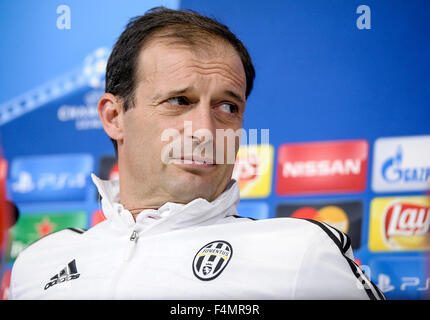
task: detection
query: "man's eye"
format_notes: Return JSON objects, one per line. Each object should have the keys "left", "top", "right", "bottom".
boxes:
{"left": 166, "top": 96, "right": 189, "bottom": 106}
{"left": 218, "top": 103, "right": 239, "bottom": 114}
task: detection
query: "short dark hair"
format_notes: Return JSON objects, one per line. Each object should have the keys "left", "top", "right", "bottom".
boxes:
{"left": 105, "top": 6, "right": 255, "bottom": 154}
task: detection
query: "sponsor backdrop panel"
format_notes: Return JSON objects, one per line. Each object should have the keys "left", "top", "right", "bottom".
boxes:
{"left": 372, "top": 136, "right": 430, "bottom": 193}
{"left": 368, "top": 256, "right": 429, "bottom": 300}
{"left": 233, "top": 144, "right": 274, "bottom": 199}
{"left": 0, "top": 0, "right": 429, "bottom": 299}
{"left": 9, "top": 154, "right": 94, "bottom": 203}
{"left": 369, "top": 196, "right": 430, "bottom": 252}
{"left": 276, "top": 140, "right": 368, "bottom": 195}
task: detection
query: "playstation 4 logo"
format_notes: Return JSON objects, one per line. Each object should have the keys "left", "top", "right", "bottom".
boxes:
{"left": 11, "top": 171, "right": 86, "bottom": 193}
{"left": 12, "top": 171, "right": 35, "bottom": 193}
{"left": 377, "top": 273, "right": 429, "bottom": 293}
{"left": 9, "top": 154, "right": 93, "bottom": 202}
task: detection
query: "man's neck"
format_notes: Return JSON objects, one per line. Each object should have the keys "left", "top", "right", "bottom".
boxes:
{"left": 125, "top": 206, "right": 160, "bottom": 221}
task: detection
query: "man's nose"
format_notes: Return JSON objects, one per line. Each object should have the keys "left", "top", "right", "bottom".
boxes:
{"left": 185, "top": 102, "right": 216, "bottom": 137}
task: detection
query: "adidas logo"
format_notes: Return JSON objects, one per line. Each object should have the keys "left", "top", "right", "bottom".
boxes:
{"left": 44, "top": 259, "right": 80, "bottom": 290}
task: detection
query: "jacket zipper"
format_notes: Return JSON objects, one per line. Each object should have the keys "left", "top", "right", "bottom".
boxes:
{"left": 125, "top": 230, "right": 139, "bottom": 260}
{"left": 109, "top": 229, "right": 139, "bottom": 298}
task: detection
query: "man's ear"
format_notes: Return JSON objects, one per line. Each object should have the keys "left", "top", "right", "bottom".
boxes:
{"left": 98, "top": 93, "right": 124, "bottom": 142}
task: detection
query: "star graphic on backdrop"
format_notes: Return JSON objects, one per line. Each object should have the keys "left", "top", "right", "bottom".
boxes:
{"left": 35, "top": 217, "right": 56, "bottom": 238}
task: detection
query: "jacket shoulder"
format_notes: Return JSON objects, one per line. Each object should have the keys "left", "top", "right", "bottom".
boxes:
{"left": 289, "top": 218, "right": 386, "bottom": 300}
{"left": 289, "top": 218, "right": 353, "bottom": 256}
{"left": 226, "top": 215, "right": 350, "bottom": 251}
{"left": 234, "top": 216, "right": 348, "bottom": 242}
{"left": 22, "top": 228, "right": 86, "bottom": 253}
{"left": 10, "top": 228, "right": 87, "bottom": 299}
{"left": 11, "top": 228, "right": 86, "bottom": 274}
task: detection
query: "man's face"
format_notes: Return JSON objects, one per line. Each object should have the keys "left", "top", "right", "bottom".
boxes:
{"left": 118, "top": 36, "right": 247, "bottom": 205}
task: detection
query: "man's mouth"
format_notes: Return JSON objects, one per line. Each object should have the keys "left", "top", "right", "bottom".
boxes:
{"left": 168, "top": 156, "right": 216, "bottom": 167}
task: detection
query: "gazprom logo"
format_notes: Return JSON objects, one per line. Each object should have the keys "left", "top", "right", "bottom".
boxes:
{"left": 372, "top": 136, "right": 430, "bottom": 192}
{"left": 381, "top": 146, "right": 430, "bottom": 184}
{"left": 192, "top": 240, "right": 233, "bottom": 281}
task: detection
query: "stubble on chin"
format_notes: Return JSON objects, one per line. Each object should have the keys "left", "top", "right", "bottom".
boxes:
{"left": 161, "top": 165, "right": 231, "bottom": 203}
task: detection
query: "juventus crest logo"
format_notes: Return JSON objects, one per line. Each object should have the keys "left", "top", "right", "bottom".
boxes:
{"left": 192, "top": 240, "right": 233, "bottom": 281}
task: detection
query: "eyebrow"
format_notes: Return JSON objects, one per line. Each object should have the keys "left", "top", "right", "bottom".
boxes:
{"left": 166, "top": 88, "right": 189, "bottom": 97}
{"left": 151, "top": 88, "right": 189, "bottom": 102}
{"left": 153, "top": 87, "right": 245, "bottom": 105}
{"left": 224, "top": 90, "right": 245, "bottom": 105}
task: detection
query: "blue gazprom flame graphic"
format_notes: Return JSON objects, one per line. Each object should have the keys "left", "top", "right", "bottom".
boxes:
{"left": 381, "top": 145, "right": 430, "bottom": 184}
{"left": 381, "top": 146, "right": 403, "bottom": 183}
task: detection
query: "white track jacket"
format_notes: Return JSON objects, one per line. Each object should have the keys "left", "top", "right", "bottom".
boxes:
{"left": 10, "top": 174, "right": 385, "bottom": 300}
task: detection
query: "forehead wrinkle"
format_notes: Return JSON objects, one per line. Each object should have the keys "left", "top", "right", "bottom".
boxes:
{"left": 139, "top": 54, "right": 185, "bottom": 84}
{"left": 137, "top": 40, "right": 246, "bottom": 99}
{"left": 187, "top": 60, "right": 245, "bottom": 85}
{"left": 187, "top": 69, "right": 245, "bottom": 96}
{"left": 159, "top": 55, "right": 244, "bottom": 82}
{"left": 168, "top": 62, "right": 245, "bottom": 95}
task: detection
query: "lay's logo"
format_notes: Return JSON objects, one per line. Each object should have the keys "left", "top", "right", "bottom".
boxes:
{"left": 369, "top": 196, "right": 430, "bottom": 251}
{"left": 384, "top": 202, "right": 430, "bottom": 248}
{"left": 232, "top": 144, "right": 273, "bottom": 198}
{"left": 235, "top": 152, "right": 258, "bottom": 181}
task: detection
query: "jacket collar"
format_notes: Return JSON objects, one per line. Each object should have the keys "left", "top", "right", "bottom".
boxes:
{"left": 91, "top": 174, "right": 240, "bottom": 235}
